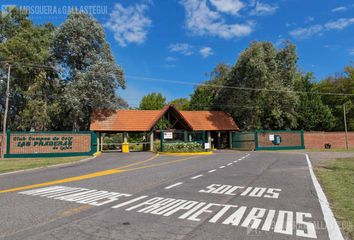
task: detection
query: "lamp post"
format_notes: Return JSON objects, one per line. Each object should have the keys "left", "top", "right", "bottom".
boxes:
{"left": 343, "top": 103, "right": 349, "bottom": 150}
{"left": 1, "top": 64, "right": 11, "bottom": 159}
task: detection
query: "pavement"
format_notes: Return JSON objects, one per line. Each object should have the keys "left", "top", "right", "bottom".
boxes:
{"left": 0, "top": 151, "right": 344, "bottom": 240}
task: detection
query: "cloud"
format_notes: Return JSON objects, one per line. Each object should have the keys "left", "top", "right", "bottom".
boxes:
{"left": 331, "top": 6, "right": 347, "bottom": 12}
{"left": 180, "top": 0, "right": 254, "bottom": 39}
{"left": 104, "top": 2, "right": 152, "bottom": 47}
{"left": 289, "top": 25, "right": 323, "bottom": 40}
{"left": 169, "top": 43, "right": 194, "bottom": 56}
{"left": 349, "top": 48, "right": 354, "bottom": 56}
{"left": 249, "top": 1, "right": 278, "bottom": 16}
{"left": 199, "top": 47, "right": 214, "bottom": 58}
{"left": 289, "top": 18, "right": 354, "bottom": 40}
{"left": 209, "top": 0, "right": 245, "bottom": 15}
{"left": 165, "top": 56, "right": 178, "bottom": 62}
{"left": 325, "top": 18, "right": 354, "bottom": 30}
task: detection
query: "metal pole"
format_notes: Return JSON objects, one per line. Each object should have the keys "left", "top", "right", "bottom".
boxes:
{"left": 343, "top": 103, "right": 349, "bottom": 150}
{"left": 1, "top": 64, "right": 11, "bottom": 159}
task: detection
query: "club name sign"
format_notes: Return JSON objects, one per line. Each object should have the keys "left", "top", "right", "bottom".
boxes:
{"left": 7, "top": 132, "right": 92, "bottom": 156}
{"left": 13, "top": 136, "right": 74, "bottom": 151}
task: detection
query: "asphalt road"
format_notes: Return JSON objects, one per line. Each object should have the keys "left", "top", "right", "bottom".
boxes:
{"left": 0, "top": 151, "right": 336, "bottom": 240}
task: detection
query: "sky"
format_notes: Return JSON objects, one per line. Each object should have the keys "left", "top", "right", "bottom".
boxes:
{"left": 2, "top": 0, "right": 354, "bottom": 107}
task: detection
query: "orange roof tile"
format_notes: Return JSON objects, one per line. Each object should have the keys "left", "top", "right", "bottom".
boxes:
{"left": 179, "top": 111, "right": 239, "bottom": 131}
{"left": 90, "top": 109, "right": 162, "bottom": 132}
{"left": 90, "top": 106, "right": 239, "bottom": 132}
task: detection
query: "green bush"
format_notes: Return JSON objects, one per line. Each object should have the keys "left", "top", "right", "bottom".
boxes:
{"left": 156, "top": 141, "right": 204, "bottom": 152}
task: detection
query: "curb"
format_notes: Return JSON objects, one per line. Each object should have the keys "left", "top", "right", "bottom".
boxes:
{"left": 0, "top": 155, "right": 98, "bottom": 176}
{"left": 158, "top": 151, "right": 213, "bottom": 156}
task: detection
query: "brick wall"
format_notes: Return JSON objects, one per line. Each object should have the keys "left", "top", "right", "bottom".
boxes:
{"left": 7, "top": 132, "right": 92, "bottom": 155}
{"left": 304, "top": 132, "right": 354, "bottom": 149}
{"left": 257, "top": 131, "right": 303, "bottom": 148}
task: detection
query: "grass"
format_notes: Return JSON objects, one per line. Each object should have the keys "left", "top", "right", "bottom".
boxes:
{"left": 307, "top": 147, "right": 354, "bottom": 152}
{"left": 0, "top": 156, "right": 89, "bottom": 174}
{"left": 315, "top": 157, "right": 354, "bottom": 239}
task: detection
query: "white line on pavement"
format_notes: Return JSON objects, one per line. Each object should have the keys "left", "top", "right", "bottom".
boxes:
{"left": 208, "top": 169, "right": 216, "bottom": 173}
{"left": 191, "top": 174, "right": 203, "bottom": 180}
{"left": 227, "top": 163, "right": 232, "bottom": 166}
{"left": 305, "top": 154, "right": 344, "bottom": 240}
{"left": 165, "top": 182, "right": 183, "bottom": 190}
{"left": 219, "top": 166, "right": 225, "bottom": 169}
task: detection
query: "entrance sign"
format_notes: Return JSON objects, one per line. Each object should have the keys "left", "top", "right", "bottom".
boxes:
{"left": 163, "top": 132, "right": 173, "bottom": 139}
{"left": 4, "top": 131, "right": 97, "bottom": 158}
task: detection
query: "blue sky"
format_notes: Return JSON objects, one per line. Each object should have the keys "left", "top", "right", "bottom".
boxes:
{"left": 2, "top": 0, "right": 354, "bottom": 106}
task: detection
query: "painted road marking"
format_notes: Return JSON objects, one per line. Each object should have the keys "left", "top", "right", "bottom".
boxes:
{"left": 20, "top": 186, "right": 131, "bottom": 206}
{"left": 165, "top": 182, "right": 183, "bottom": 189}
{"left": 305, "top": 154, "right": 344, "bottom": 240}
{"left": 227, "top": 163, "right": 232, "bottom": 166}
{"left": 0, "top": 155, "right": 199, "bottom": 194}
{"left": 0, "top": 169, "right": 125, "bottom": 194}
{"left": 208, "top": 169, "right": 216, "bottom": 173}
{"left": 191, "top": 174, "right": 203, "bottom": 180}
{"left": 199, "top": 184, "right": 281, "bottom": 199}
{"left": 219, "top": 166, "right": 225, "bottom": 169}
{"left": 18, "top": 185, "right": 317, "bottom": 239}
{"left": 115, "top": 195, "right": 317, "bottom": 239}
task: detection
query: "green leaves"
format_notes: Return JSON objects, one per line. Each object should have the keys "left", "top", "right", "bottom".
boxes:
{"left": 139, "top": 92, "right": 166, "bottom": 110}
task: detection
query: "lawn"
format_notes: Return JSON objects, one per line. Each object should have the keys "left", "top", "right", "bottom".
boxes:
{"left": 307, "top": 147, "right": 354, "bottom": 152}
{"left": 0, "top": 156, "right": 90, "bottom": 174}
{"left": 315, "top": 157, "right": 354, "bottom": 239}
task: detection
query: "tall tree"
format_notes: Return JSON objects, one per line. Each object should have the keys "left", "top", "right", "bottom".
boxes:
{"left": 52, "top": 11, "right": 125, "bottom": 130}
{"left": 316, "top": 66, "right": 354, "bottom": 131}
{"left": 139, "top": 92, "right": 166, "bottom": 110}
{"left": 215, "top": 42, "right": 299, "bottom": 130}
{"left": 294, "top": 72, "right": 335, "bottom": 130}
{"left": 189, "top": 63, "right": 229, "bottom": 110}
{"left": 0, "top": 7, "right": 57, "bottom": 130}
{"left": 169, "top": 98, "right": 190, "bottom": 110}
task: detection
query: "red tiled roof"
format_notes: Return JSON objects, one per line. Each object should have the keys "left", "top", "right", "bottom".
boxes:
{"left": 90, "top": 109, "right": 162, "bottom": 131}
{"left": 90, "top": 105, "right": 239, "bottom": 132}
{"left": 179, "top": 111, "right": 239, "bottom": 131}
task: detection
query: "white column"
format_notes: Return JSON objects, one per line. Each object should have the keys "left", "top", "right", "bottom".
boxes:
{"left": 207, "top": 131, "right": 211, "bottom": 147}
{"left": 150, "top": 131, "right": 154, "bottom": 151}
{"left": 123, "top": 132, "right": 128, "bottom": 142}
{"left": 97, "top": 132, "right": 100, "bottom": 151}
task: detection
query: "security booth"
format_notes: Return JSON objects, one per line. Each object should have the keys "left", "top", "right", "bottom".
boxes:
{"left": 90, "top": 104, "right": 239, "bottom": 152}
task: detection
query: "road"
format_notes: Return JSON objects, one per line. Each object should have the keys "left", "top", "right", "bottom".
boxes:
{"left": 0, "top": 151, "right": 337, "bottom": 239}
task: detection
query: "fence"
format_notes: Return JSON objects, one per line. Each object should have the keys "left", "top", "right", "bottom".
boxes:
{"left": 231, "top": 132, "right": 255, "bottom": 150}
{"left": 158, "top": 130, "right": 207, "bottom": 152}
{"left": 4, "top": 130, "right": 97, "bottom": 158}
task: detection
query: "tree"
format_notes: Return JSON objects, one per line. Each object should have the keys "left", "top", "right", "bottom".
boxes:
{"left": 51, "top": 11, "right": 125, "bottom": 130}
{"left": 294, "top": 72, "right": 335, "bottom": 130}
{"left": 169, "top": 98, "right": 190, "bottom": 110}
{"left": 0, "top": 7, "right": 57, "bottom": 130}
{"left": 139, "top": 92, "right": 166, "bottom": 110}
{"left": 189, "top": 63, "right": 229, "bottom": 110}
{"left": 316, "top": 66, "right": 354, "bottom": 131}
{"left": 215, "top": 41, "right": 299, "bottom": 130}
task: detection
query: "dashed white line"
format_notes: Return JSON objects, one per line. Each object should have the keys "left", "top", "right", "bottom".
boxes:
{"left": 227, "top": 163, "right": 232, "bottom": 166}
{"left": 219, "top": 166, "right": 225, "bottom": 169}
{"left": 165, "top": 182, "right": 183, "bottom": 189}
{"left": 208, "top": 169, "right": 216, "bottom": 173}
{"left": 191, "top": 174, "right": 203, "bottom": 180}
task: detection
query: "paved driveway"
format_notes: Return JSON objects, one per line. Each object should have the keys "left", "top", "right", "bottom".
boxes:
{"left": 0, "top": 151, "right": 339, "bottom": 239}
